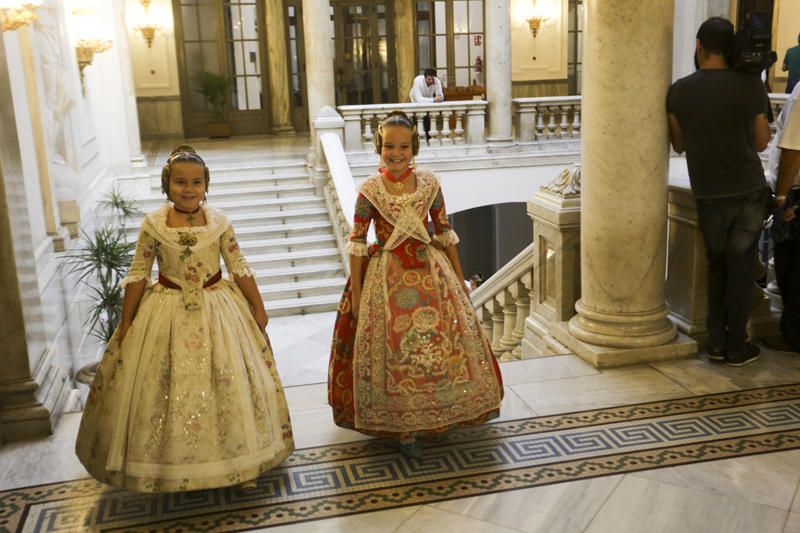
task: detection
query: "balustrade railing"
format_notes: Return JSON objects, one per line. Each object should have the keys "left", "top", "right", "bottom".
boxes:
{"left": 338, "top": 101, "right": 487, "bottom": 153}
{"left": 513, "top": 96, "right": 582, "bottom": 142}
{"left": 470, "top": 243, "right": 535, "bottom": 361}
{"left": 339, "top": 93, "right": 785, "bottom": 154}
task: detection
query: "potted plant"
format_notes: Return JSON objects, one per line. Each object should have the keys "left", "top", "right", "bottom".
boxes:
{"left": 196, "top": 70, "right": 232, "bottom": 138}
{"left": 64, "top": 189, "right": 140, "bottom": 384}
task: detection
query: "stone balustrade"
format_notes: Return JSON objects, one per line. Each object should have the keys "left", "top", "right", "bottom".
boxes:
{"left": 339, "top": 94, "right": 785, "bottom": 155}
{"left": 512, "top": 96, "right": 582, "bottom": 142}
{"left": 337, "top": 101, "right": 487, "bottom": 152}
{"left": 470, "top": 243, "right": 535, "bottom": 361}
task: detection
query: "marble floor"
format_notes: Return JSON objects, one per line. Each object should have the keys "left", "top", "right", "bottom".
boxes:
{"left": 3, "top": 314, "right": 800, "bottom": 532}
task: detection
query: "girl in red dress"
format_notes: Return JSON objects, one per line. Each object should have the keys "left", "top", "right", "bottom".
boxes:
{"left": 328, "top": 111, "right": 503, "bottom": 458}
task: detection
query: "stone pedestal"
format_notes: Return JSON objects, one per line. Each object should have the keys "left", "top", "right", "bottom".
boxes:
{"left": 523, "top": 165, "right": 582, "bottom": 357}
{"left": 266, "top": 0, "right": 294, "bottom": 134}
{"left": 550, "top": 0, "right": 697, "bottom": 366}
{"left": 485, "top": 0, "right": 512, "bottom": 144}
{"left": 666, "top": 182, "right": 780, "bottom": 347}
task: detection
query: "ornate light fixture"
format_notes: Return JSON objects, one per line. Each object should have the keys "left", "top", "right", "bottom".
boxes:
{"left": 133, "top": 0, "right": 161, "bottom": 48}
{"left": 71, "top": 3, "right": 113, "bottom": 92}
{"left": 526, "top": 0, "right": 547, "bottom": 38}
{"left": 0, "top": 0, "right": 43, "bottom": 31}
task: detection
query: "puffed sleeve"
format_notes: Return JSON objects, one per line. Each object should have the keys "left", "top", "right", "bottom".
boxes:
{"left": 429, "top": 186, "right": 460, "bottom": 247}
{"left": 221, "top": 223, "right": 256, "bottom": 278}
{"left": 120, "top": 227, "right": 156, "bottom": 288}
{"left": 346, "top": 192, "right": 375, "bottom": 256}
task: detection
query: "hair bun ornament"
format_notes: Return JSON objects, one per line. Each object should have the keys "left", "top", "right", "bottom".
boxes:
{"left": 169, "top": 144, "right": 197, "bottom": 158}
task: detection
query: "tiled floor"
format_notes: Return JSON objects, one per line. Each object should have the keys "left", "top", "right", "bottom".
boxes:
{"left": 3, "top": 330, "right": 800, "bottom": 531}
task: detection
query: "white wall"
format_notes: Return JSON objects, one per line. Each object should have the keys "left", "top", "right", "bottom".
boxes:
{"left": 125, "top": 0, "right": 179, "bottom": 97}
{"left": 510, "top": 0, "right": 568, "bottom": 82}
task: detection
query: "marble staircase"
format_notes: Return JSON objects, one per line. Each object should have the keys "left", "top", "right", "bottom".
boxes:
{"left": 126, "top": 160, "right": 346, "bottom": 317}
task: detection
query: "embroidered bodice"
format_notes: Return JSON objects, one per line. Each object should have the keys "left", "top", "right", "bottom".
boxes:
{"left": 121, "top": 205, "right": 254, "bottom": 309}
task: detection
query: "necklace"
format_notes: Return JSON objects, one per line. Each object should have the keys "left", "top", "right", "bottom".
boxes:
{"left": 173, "top": 204, "right": 201, "bottom": 226}
{"left": 380, "top": 167, "right": 413, "bottom": 192}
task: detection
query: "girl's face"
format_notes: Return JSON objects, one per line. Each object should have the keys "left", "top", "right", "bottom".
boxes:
{"left": 380, "top": 125, "right": 414, "bottom": 176}
{"left": 169, "top": 161, "right": 206, "bottom": 212}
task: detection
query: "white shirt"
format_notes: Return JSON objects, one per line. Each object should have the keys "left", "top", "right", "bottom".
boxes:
{"left": 768, "top": 82, "right": 800, "bottom": 189}
{"left": 409, "top": 75, "right": 443, "bottom": 103}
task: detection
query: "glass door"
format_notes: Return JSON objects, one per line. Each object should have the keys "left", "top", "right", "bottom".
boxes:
{"left": 174, "top": 0, "right": 269, "bottom": 137}
{"left": 332, "top": 1, "right": 397, "bottom": 105}
{"left": 285, "top": 0, "right": 309, "bottom": 131}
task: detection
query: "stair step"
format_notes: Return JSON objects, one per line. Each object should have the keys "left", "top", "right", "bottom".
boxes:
{"left": 246, "top": 247, "right": 342, "bottom": 269}
{"left": 233, "top": 221, "right": 333, "bottom": 241}
{"left": 137, "top": 196, "right": 325, "bottom": 214}
{"left": 252, "top": 261, "right": 345, "bottom": 285}
{"left": 140, "top": 183, "right": 318, "bottom": 202}
{"left": 238, "top": 234, "right": 337, "bottom": 255}
{"left": 261, "top": 277, "right": 345, "bottom": 301}
{"left": 264, "top": 293, "right": 342, "bottom": 317}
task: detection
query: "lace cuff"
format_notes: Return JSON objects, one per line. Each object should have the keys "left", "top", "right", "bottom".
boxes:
{"left": 229, "top": 266, "right": 257, "bottom": 279}
{"left": 433, "top": 229, "right": 460, "bottom": 247}
{"left": 119, "top": 274, "right": 152, "bottom": 289}
{"left": 346, "top": 241, "right": 369, "bottom": 256}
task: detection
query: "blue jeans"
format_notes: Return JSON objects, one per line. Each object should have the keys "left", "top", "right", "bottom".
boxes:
{"left": 695, "top": 187, "right": 770, "bottom": 355}
{"left": 788, "top": 77, "right": 799, "bottom": 94}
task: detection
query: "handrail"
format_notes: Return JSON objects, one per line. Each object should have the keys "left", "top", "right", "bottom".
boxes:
{"left": 471, "top": 243, "right": 534, "bottom": 308}
{"left": 320, "top": 132, "right": 356, "bottom": 225}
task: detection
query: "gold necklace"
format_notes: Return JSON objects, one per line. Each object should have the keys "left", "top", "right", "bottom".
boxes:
{"left": 381, "top": 168, "right": 412, "bottom": 193}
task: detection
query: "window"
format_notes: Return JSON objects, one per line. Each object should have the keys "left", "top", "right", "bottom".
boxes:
{"left": 567, "top": 0, "right": 583, "bottom": 95}
{"left": 416, "top": 0, "right": 484, "bottom": 88}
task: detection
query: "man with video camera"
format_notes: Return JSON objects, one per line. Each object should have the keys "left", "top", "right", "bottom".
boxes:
{"left": 667, "top": 16, "right": 771, "bottom": 367}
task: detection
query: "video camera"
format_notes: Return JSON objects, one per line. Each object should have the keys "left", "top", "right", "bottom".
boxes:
{"left": 732, "top": 10, "right": 777, "bottom": 74}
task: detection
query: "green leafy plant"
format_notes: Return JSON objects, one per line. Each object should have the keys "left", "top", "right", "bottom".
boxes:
{"left": 62, "top": 190, "right": 139, "bottom": 343}
{"left": 195, "top": 70, "right": 232, "bottom": 121}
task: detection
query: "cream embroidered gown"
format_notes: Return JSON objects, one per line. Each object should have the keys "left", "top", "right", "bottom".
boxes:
{"left": 75, "top": 205, "right": 294, "bottom": 492}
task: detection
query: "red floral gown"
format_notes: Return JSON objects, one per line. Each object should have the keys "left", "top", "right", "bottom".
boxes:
{"left": 328, "top": 171, "right": 503, "bottom": 439}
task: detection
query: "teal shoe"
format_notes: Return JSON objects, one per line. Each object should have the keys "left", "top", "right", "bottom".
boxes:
{"left": 394, "top": 440, "right": 423, "bottom": 459}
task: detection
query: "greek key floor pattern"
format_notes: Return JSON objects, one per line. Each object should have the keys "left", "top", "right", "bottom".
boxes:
{"left": 4, "top": 383, "right": 800, "bottom": 532}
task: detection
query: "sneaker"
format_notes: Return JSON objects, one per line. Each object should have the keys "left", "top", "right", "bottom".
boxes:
{"left": 725, "top": 343, "right": 761, "bottom": 367}
{"left": 707, "top": 347, "right": 726, "bottom": 362}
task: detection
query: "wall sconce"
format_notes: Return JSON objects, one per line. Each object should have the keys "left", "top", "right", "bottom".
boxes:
{"left": 0, "top": 0, "right": 43, "bottom": 32}
{"left": 133, "top": 0, "right": 161, "bottom": 48}
{"left": 526, "top": 0, "right": 547, "bottom": 38}
{"left": 75, "top": 38, "right": 113, "bottom": 90}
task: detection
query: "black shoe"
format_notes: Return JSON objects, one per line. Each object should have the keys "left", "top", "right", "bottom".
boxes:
{"left": 707, "top": 347, "right": 726, "bottom": 362}
{"left": 725, "top": 343, "right": 761, "bottom": 367}
{"left": 763, "top": 336, "right": 800, "bottom": 354}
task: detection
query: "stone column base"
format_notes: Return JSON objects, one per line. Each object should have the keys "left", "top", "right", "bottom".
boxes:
{"left": 568, "top": 300, "right": 678, "bottom": 348}
{"left": 0, "top": 379, "right": 52, "bottom": 442}
{"left": 550, "top": 320, "right": 697, "bottom": 368}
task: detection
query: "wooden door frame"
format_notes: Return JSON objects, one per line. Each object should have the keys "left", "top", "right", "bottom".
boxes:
{"left": 172, "top": 0, "right": 271, "bottom": 137}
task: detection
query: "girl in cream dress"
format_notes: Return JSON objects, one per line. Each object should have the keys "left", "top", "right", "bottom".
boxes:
{"left": 76, "top": 146, "right": 294, "bottom": 492}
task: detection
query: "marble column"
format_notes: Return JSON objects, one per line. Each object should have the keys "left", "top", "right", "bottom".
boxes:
{"left": 112, "top": 0, "right": 145, "bottom": 164}
{"left": 550, "top": 0, "right": 696, "bottom": 367}
{"left": 265, "top": 0, "right": 294, "bottom": 134}
{"left": 302, "top": 0, "right": 335, "bottom": 134}
{"left": 0, "top": 30, "right": 53, "bottom": 441}
{"left": 394, "top": 0, "right": 416, "bottom": 102}
{"left": 485, "top": 0, "right": 512, "bottom": 144}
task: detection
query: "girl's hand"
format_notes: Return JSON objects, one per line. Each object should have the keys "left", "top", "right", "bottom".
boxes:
{"left": 118, "top": 321, "right": 132, "bottom": 343}
{"left": 780, "top": 206, "right": 798, "bottom": 222}
{"left": 253, "top": 308, "right": 269, "bottom": 331}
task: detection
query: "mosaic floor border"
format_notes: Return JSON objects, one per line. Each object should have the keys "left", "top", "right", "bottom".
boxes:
{"left": 3, "top": 383, "right": 800, "bottom": 532}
